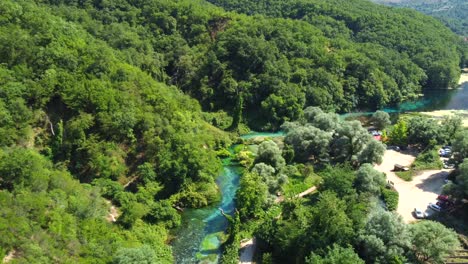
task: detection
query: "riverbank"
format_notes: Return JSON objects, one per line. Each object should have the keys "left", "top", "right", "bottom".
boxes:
{"left": 419, "top": 110, "right": 468, "bottom": 127}
{"left": 459, "top": 73, "right": 468, "bottom": 85}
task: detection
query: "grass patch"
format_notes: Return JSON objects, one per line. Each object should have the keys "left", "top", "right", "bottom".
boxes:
{"left": 412, "top": 146, "right": 443, "bottom": 170}
{"left": 283, "top": 172, "right": 321, "bottom": 196}
{"left": 395, "top": 170, "right": 414, "bottom": 181}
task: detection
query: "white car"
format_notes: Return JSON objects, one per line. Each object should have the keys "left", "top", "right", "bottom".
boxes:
{"left": 413, "top": 208, "right": 427, "bottom": 219}
{"left": 428, "top": 203, "right": 442, "bottom": 212}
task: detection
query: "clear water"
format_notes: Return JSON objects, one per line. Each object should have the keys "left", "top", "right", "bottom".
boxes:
{"left": 342, "top": 83, "right": 468, "bottom": 118}
{"left": 172, "top": 133, "right": 284, "bottom": 263}
{"left": 172, "top": 82, "right": 468, "bottom": 263}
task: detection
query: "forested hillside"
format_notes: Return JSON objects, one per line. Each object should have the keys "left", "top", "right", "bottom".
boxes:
{"left": 26, "top": 0, "right": 465, "bottom": 129}
{"left": 372, "top": 0, "right": 468, "bottom": 36}
{"left": 0, "top": 0, "right": 466, "bottom": 262}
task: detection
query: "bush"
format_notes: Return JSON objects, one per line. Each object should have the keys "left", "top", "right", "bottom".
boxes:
{"left": 395, "top": 171, "right": 413, "bottom": 181}
{"left": 382, "top": 188, "right": 399, "bottom": 211}
{"left": 412, "top": 147, "right": 443, "bottom": 170}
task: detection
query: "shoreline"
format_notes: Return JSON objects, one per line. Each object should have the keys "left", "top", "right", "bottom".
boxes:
{"left": 419, "top": 109, "right": 468, "bottom": 127}
{"left": 459, "top": 73, "right": 468, "bottom": 85}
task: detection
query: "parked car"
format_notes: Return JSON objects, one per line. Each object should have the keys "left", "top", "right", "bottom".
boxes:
{"left": 413, "top": 208, "right": 427, "bottom": 219}
{"left": 437, "top": 195, "right": 449, "bottom": 202}
{"left": 428, "top": 203, "right": 442, "bottom": 212}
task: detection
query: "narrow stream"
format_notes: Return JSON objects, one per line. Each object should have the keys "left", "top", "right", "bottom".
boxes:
{"left": 172, "top": 132, "right": 284, "bottom": 263}
{"left": 172, "top": 81, "right": 468, "bottom": 263}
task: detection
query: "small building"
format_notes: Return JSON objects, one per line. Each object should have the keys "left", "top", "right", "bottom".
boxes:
{"left": 394, "top": 164, "right": 409, "bottom": 171}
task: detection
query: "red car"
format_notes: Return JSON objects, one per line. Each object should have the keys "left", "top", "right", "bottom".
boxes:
{"left": 437, "top": 195, "right": 449, "bottom": 202}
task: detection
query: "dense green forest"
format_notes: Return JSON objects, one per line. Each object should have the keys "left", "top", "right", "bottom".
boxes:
{"left": 0, "top": 0, "right": 466, "bottom": 262}
{"left": 372, "top": 0, "right": 468, "bottom": 36}
{"left": 229, "top": 108, "right": 467, "bottom": 264}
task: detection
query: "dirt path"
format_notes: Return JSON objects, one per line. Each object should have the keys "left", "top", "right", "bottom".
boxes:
{"left": 105, "top": 200, "right": 119, "bottom": 223}
{"left": 239, "top": 238, "right": 256, "bottom": 264}
{"left": 374, "top": 149, "right": 451, "bottom": 223}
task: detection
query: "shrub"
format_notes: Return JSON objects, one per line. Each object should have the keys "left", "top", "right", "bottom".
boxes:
{"left": 382, "top": 188, "right": 399, "bottom": 211}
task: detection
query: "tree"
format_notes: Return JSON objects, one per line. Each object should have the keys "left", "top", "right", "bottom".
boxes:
{"left": 332, "top": 121, "right": 374, "bottom": 164}
{"left": 355, "top": 164, "right": 386, "bottom": 196}
{"left": 407, "top": 117, "right": 442, "bottom": 146}
{"left": 236, "top": 172, "right": 267, "bottom": 219}
{"left": 251, "top": 163, "right": 287, "bottom": 196}
{"left": 372, "top": 111, "right": 391, "bottom": 130}
{"left": 255, "top": 140, "right": 285, "bottom": 169}
{"left": 440, "top": 115, "right": 462, "bottom": 144}
{"left": 308, "top": 191, "right": 354, "bottom": 250}
{"left": 306, "top": 244, "right": 365, "bottom": 264}
{"left": 358, "top": 139, "right": 386, "bottom": 165}
{"left": 320, "top": 165, "right": 357, "bottom": 197}
{"left": 113, "top": 246, "right": 157, "bottom": 264}
{"left": 284, "top": 125, "right": 333, "bottom": 162}
{"left": 445, "top": 158, "right": 468, "bottom": 199}
{"left": 409, "top": 221, "right": 460, "bottom": 264}
{"left": 358, "top": 211, "right": 410, "bottom": 264}
{"left": 389, "top": 120, "right": 408, "bottom": 147}
{"left": 452, "top": 131, "right": 468, "bottom": 162}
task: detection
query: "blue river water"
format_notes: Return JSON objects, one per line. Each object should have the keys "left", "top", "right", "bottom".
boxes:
{"left": 172, "top": 81, "right": 468, "bottom": 263}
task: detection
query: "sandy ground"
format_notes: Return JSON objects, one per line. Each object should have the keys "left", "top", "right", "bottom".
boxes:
{"left": 239, "top": 238, "right": 256, "bottom": 264}
{"left": 459, "top": 73, "right": 468, "bottom": 85}
{"left": 374, "top": 150, "right": 451, "bottom": 223}
{"left": 2, "top": 250, "right": 16, "bottom": 263}
{"left": 419, "top": 110, "right": 468, "bottom": 127}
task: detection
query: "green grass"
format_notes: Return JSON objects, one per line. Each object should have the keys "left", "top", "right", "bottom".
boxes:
{"left": 412, "top": 146, "right": 443, "bottom": 170}
{"left": 283, "top": 172, "right": 321, "bottom": 196}
{"left": 395, "top": 170, "right": 414, "bottom": 181}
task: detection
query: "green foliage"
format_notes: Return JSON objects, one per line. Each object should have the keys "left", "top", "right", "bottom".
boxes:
{"left": 284, "top": 107, "right": 385, "bottom": 166}
{"left": 358, "top": 211, "right": 410, "bottom": 263}
{"left": 409, "top": 221, "right": 460, "bottom": 264}
{"left": 319, "top": 165, "right": 357, "bottom": 197}
{"left": 373, "top": 0, "right": 468, "bottom": 36}
{"left": 306, "top": 244, "right": 365, "bottom": 264}
{"left": 445, "top": 158, "right": 468, "bottom": 200}
{"left": 355, "top": 164, "right": 386, "bottom": 196}
{"left": 382, "top": 188, "right": 399, "bottom": 211}
{"left": 407, "top": 116, "right": 443, "bottom": 146}
{"left": 372, "top": 111, "right": 391, "bottom": 130}
{"left": 221, "top": 212, "right": 241, "bottom": 264}
{"left": 236, "top": 172, "right": 267, "bottom": 220}
{"left": 412, "top": 146, "right": 443, "bottom": 170}
{"left": 113, "top": 245, "right": 158, "bottom": 264}
{"left": 389, "top": 120, "right": 409, "bottom": 147}
{"left": 452, "top": 131, "right": 468, "bottom": 162}
{"left": 255, "top": 140, "right": 285, "bottom": 169}
{"left": 395, "top": 170, "right": 413, "bottom": 181}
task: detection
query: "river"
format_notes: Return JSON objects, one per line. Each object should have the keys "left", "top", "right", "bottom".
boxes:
{"left": 172, "top": 80, "right": 468, "bottom": 263}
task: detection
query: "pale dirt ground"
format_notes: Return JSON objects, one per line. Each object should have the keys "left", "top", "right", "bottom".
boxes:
{"left": 419, "top": 110, "right": 468, "bottom": 127}
{"left": 458, "top": 73, "right": 468, "bottom": 85}
{"left": 239, "top": 238, "right": 256, "bottom": 264}
{"left": 374, "top": 149, "right": 452, "bottom": 223}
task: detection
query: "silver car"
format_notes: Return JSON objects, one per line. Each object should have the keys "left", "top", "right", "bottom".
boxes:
{"left": 413, "top": 208, "right": 427, "bottom": 219}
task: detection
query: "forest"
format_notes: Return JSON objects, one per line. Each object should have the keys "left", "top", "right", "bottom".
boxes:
{"left": 372, "top": 0, "right": 468, "bottom": 36}
{"left": 0, "top": 0, "right": 466, "bottom": 263}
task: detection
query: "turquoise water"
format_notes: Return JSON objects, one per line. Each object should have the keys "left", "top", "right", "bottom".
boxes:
{"left": 342, "top": 83, "right": 468, "bottom": 118}
{"left": 172, "top": 83, "right": 468, "bottom": 263}
{"left": 172, "top": 133, "right": 284, "bottom": 263}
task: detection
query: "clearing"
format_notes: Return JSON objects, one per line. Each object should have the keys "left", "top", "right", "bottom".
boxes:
{"left": 374, "top": 149, "right": 451, "bottom": 223}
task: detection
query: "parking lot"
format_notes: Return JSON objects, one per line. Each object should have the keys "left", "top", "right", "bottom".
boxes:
{"left": 374, "top": 149, "right": 451, "bottom": 223}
